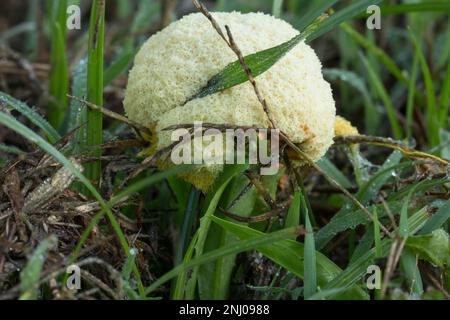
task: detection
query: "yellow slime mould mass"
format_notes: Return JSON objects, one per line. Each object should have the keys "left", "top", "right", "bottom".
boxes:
{"left": 124, "top": 12, "right": 336, "bottom": 191}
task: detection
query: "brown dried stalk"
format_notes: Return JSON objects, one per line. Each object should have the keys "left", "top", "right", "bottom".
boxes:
{"left": 67, "top": 95, "right": 152, "bottom": 137}
{"left": 334, "top": 135, "right": 450, "bottom": 167}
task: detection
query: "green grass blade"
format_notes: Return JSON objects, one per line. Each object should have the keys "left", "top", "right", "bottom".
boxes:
{"left": 341, "top": 23, "right": 408, "bottom": 85}
{"left": 285, "top": 189, "right": 301, "bottom": 229}
{"left": 324, "top": 207, "right": 430, "bottom": 293}
{"left": 399, "top": 181, "right": 425, "bottom": 237}
{"left": 439, "top": 60, "right": 450, "bottom": 127}
{"left": 350, "top": 227, "right": 374, "bottom": 264}
{"left": 315, "top": 152, "right": 404, "bottom": 249}
{"left": 400, "top": 248, "right": 423, "bottom": 296}
{"left": 272, "top": 0, "right": 283, "bottom": 18}
{"left": 420, "top": 199, "right": 450, "bottom": 234}
{"left": 409, "top": 29, "right": 440, "bottom": 146}
{"left": 62, "top": 58, "right": 87, "bottom": 137}
{"left": 317, "top": 157, "right": 353, "bottom": 189}
{"left": 185, "top": 164, "right": 249, "bottom": 299}
{"left": 199, "top": 174, "right": 257, "bottom": 299}
{"left": 306, "top": 0, "right": 382, "bottom": 42}
{"left": 0, "top": 91, "right": 60, "bottom": 143}
{"left": 360, "top": 53, "right": 403, "bottom": 140}
{"left": 175, "top": 186, "right": 201, "bottom": 266}
{"left": 295, "top": 0, "right": 338, "bottom": 32}
{"left": 373, "top": 207, "right": 382, "bottom": 258}
{"left": 145, "top": 224, "right": 300, "bottom": 296}
{"left": 406, "top": 51, "right": 420, "bottom": 139}
{"left": 380, "top": 3, "right": 450, "bottom": 14}
{"left": 406, "top": 230, "right": 449, "bottom": 268}
{"left": 85, "top": 0, "right": 105, "bottom": 188}
{"left": 47, "top": 0, "right": 69, "bottom": 128}
{"left": 303, "top": 210, "right": 317, "bottom": 299}
{"left": 324, "top": 68, "right": 378, "bottom": 134}
{"left": 0, "top": 143, "right": 26, "bottom": 155}
{"left": 104, "top": 48, "right": 137, "bottom": 87}
{"left": 19, "top": 236, "right": 57, "bottom": 300}
{"left": 210, "top": 216, "right": 368, "bottom": 299}
{"left": 437, "top": 23, "right": 450, "bottom": 69}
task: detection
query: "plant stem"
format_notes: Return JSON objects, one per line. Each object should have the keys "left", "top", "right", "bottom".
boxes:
{"left": 85, "top": 0, "right": 105, "bottom": 189}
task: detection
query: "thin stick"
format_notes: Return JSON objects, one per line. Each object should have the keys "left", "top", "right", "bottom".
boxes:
{"left": 335, "top": 135, "right": 450, "bottom": 166}
{"left": 225, "top": 26, "right": 277, "bottom": 129}
{"left": 67, "top": 95, "right": 152, "bottom": 136}
{"left": 281, "top": 131, "right": 392, "bottom": 237}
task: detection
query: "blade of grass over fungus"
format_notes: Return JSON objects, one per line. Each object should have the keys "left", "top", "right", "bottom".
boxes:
{"left": 0, "top": 111, "right": 145, "bottom": 297}
{"left": 191, "top": 17, "right": 321, "bottom": 100}
{"left": 0, "top": 91, "right": 60, "bottom": 143}
{"left": 19, "top": 236, "right": 57, "bottom": 300}
{"left": 192, "top": 0, "right": 375, "bottom": 100}
{"left": 85, "top": 0, "right": 105, "bottom": 188}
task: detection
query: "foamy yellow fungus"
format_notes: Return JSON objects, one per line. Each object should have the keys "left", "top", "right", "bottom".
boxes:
{"left": 334, "top": 116, "right": 359, "bottom": 137}
{"left": 124, "top": 12, "right": 336, "bottom": 191}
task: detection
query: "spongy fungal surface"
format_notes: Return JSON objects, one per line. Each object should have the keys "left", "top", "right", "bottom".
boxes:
{"left": 334, "top": 116, "right": 359, "bottom": 137}
{"left": 124, "top": 12, "right": 336, "bottom": 190}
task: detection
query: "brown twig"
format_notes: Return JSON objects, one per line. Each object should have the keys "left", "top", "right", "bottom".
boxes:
{"left": 219, "top": 207, "right": 298, "bottom": 226}
{"left": 67, "top": 95, "right": 152, "bottom": 137}
{"left": 381, "top": 237, "right": 407, "bottom": 299}
{"left": 334, "top": 134, "right": 450, "bottom": 166}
